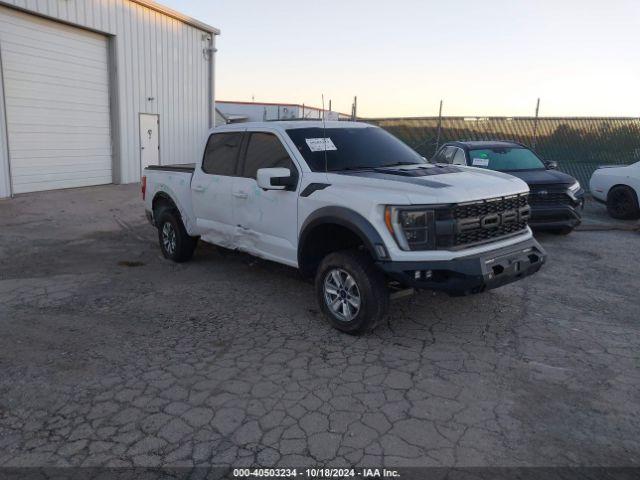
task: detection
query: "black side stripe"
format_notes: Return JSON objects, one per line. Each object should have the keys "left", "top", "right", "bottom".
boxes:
{"left": 300, "top": 183, "right": 331, "bottom": 197}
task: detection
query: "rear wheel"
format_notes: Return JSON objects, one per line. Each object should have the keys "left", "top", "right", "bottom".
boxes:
{"left": 315, "top": 251, "right": 389, "bottom": 334}
{"left": 156, "top": 207, "right": 198, "bottom": 262}
{"left": 607, "top": 186, "right": 640, "bottom": 220}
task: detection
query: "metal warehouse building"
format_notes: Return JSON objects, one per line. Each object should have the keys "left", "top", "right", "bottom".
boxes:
{"left": 0, "top": 0, "right": 218, "bottom": 198}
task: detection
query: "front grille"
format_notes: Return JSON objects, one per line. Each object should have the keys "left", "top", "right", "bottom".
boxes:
{"left": 436, "top": 193, "right": 530, "bottom": 249}
{"left": 528, "top": 189, "right": 572, "bottom": 207}
{"left": 455, "top": 219, "right": 528, "bottom": 246}
{"left": 453, "top": 195, "right": 528, "bottom": 219}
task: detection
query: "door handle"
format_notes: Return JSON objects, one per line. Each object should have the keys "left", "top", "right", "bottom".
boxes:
{"left": 233, "top": 191, "right": 248, "bottom": 199}
{"left": 193, "top": 185, "right": 206, "bottom": 193}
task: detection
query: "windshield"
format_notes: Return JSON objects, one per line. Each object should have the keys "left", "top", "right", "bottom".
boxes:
{"left": 468, "top": 147, "right": 545, "bottom": 171}
{"left": 286, "top": 126, "right": 425, "bottom": 172}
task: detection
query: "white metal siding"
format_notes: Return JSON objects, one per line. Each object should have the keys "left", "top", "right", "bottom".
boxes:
{"left": 0, "top": 0, "right": 215, "bottom": 196}
{"left": 0, "top": 45, "right": 9, "bottom": 199}
{"left": 0, "top": 6, "right": 112, "bottom": 193}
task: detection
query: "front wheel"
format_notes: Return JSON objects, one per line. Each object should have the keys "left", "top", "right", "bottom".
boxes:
{"left": 315, "top": 251, "right": 389, "bottom": 335}
{"left": 607, "top": 186, "right": 640, "bottom": 220}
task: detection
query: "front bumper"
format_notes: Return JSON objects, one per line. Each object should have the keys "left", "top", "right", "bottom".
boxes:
{"left": 529, "top": 190, "right": 584, "bottom": 230}
{"left": 529, "top": 205, "right": 582, "bottom": 229}
{"left": 377, "top": 237, "right": 546, "bottom": 296}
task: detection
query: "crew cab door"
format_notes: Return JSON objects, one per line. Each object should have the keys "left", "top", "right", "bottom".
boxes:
{"left": 191, "top": 131, "right": 243, "bottom": 245}
{"left": 232, "top": 131, "right": 300, "bottom": 266}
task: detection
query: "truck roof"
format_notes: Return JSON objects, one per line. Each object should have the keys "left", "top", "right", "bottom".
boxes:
{"left": 211, "top": 120, "right": 372, "bottom": 133}
{"left": 443, "top": 140, "right": 528, "bottom": 150}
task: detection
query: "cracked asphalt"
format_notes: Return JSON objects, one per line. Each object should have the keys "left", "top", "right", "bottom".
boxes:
{"left": 0, "top": 184, "right": 638, "bottom": 468}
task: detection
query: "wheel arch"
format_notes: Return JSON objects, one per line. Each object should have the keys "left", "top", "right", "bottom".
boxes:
{"left": 607, "top": 183, "right": 639, "bottom": 200}
{"left": 152, "top": 191, "right": 178, "bottom": 214}
{"left": 298, "top": 207, "right": 388, "bottom": 277}
{"left": 151, "top": 191, "right": 193, "bottom": 233}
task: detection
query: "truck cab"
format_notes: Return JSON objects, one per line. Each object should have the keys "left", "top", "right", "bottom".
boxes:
{"left": 143, "top": 122, "right": 546, "bottom": 334}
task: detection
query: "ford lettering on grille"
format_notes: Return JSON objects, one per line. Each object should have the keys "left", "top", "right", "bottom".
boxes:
{"left": 458, "top": 206, "right": 530, "bottom": 232}
{"left": 444, "top": 194, "right": 530, "bottom": 248}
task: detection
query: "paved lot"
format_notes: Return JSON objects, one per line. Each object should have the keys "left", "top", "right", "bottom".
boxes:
{"left": 0, "top": 184, "right": 638, "bottom": 468}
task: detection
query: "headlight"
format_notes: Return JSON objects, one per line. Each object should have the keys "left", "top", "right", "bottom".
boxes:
{"left": 568, "top": 180, "right": 581, "bottom": 193}
{"left": 384, "top": 206, "right": 433, "bottom": 250}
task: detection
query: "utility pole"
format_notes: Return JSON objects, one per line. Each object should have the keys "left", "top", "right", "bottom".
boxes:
{"left": 435, "top": 99, "right": 443, "bottom": 153}
{"left": 351, "top": 96, "right": 358, "bottom": 121}
{"left": 532, "top": 98, "right": 540, "bottom": 149}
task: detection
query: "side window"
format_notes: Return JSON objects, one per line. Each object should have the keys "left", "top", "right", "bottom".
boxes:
{"left": 242, "top": 132, "right": 296, "bottom": 179}
{"left": 432, "top": 148, "right": 445, "bottom": 163}
{"left": 202, "top": 132, "right": 242, "bottom": 176}
{"left": 439, "top": 147, "right": 455, "bottom": 164}
{"left": 452, "top": 148, "right": 467, "bottom": 166}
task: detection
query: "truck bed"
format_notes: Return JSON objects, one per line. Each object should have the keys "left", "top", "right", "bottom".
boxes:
{"left": 146, "top": 163, "right": 195, "bottom": 173}
{"left": 143, "top": 163, "right": 197, "bottom": 234}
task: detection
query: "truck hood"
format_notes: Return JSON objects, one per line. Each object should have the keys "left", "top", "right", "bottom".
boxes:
{"left": 502, "top": 168, "right": 576, "bottom": 186}
{"left": 328, "top": 164, "right": 528, "bottom": 204}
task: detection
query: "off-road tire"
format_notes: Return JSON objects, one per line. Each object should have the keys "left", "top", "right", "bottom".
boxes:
{"left": 156, "top": 207, "right": 198, "bottom": 262}
{"left": 315, "top": 250, "right": 389, "bottom": 335}
{"left": 607, "top": 186, "right": 640, "bottom": 220}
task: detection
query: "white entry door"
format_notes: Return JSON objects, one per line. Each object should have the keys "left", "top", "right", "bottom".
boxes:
{"left": 140, "top": 114, "right": 159, "bottom": 172}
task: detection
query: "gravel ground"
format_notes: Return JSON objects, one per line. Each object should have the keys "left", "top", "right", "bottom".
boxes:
{"left": 0, "top": 184, "right": 638, "bottom": 468}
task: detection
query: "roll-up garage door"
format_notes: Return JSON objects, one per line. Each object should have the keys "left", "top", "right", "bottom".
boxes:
{"left": 0, "top": 6, "right": 112, "bottom": 194}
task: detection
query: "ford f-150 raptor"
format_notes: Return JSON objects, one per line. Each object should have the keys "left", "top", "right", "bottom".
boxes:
{"left": 142, "top": 121, "right": 546, "bottom": 334}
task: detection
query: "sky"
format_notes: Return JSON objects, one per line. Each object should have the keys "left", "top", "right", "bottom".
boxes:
{"left": 162, "top": 0, "right": 640, "bottom": 118}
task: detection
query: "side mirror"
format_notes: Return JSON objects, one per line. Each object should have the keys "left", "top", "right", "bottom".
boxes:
{"left": 257, "top": 167, "right": 296, "bottom": 190}
{"left": 545, "top": 160, "right": 558, "bottom": 170}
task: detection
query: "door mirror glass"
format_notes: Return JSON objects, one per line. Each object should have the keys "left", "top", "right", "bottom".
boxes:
{"left": 545, "top": 160, "right": 558, "bottom": 170}
{"left": 257, "top": 168, "right": 294, "bottom": 190}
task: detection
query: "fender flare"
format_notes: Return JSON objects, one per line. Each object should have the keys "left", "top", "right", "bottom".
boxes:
{"left": 152, "top": 191, "right": 179, "bottom": 216}
{"left": 298, "top": 206, "right": 387, "bottom": 275}
{"left": 151, "top": 191, "right": 190, "bottom": 228}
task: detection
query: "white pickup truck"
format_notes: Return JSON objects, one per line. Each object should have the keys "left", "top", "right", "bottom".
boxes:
{"left": 142, "top": 121, "right": 546, "bottom": 334}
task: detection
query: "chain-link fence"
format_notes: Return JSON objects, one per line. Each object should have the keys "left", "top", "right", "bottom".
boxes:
{"left": 367, "top": 117, "right": 640, "bottom": 189}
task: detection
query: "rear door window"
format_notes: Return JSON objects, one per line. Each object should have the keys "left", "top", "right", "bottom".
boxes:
{"left": 202, "top": 132, "right": 243, "bottom": 176}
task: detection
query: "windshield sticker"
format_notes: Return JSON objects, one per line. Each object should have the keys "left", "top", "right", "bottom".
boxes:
{"left": 305, "top": 138, "right": 337, "bottom": 152}
{"left": 472, "top": 158, "right": 490, "bottom": 167}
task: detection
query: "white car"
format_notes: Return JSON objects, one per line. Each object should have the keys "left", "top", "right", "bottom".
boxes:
{"left": 142, "top": 121, "right": 546, "bottom": 334}
{"left": 589, "top": 161, "right": 640, "bottom": 219}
